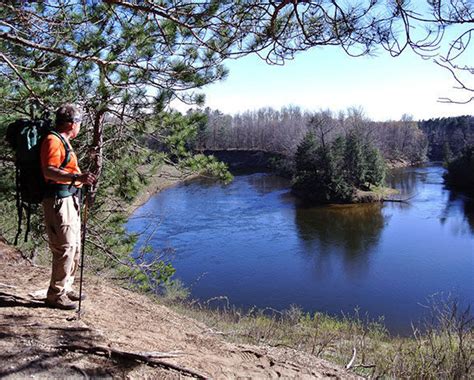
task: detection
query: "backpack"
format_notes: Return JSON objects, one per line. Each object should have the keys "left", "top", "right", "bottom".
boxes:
{"left": 5, "top": 118, "right": 70, "bottom": 244}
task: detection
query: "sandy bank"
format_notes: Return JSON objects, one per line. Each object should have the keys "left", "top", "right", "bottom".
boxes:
{"left": 0, "top": 239, "right": 359, "bottom": 379}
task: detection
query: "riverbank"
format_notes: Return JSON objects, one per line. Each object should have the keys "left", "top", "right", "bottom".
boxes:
{"left": 127, "top": 162, "right": 200, "bottom": 216}
{"left": 125, "top": 165, "right": 472, "bottom": 377}
{"left": 0, "top": 238, "right": 357, "bottom": 378}
{"left": 386, "top": 158, "right": 414, "bottom": 169}
{"left": 2, "top": 238, "right": 471, "bottom": 379}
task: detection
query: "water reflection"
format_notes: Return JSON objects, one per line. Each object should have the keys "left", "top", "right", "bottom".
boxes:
{"left": 127, "top": 165, "right": 473, "bottom": 334}
{"left": 295, "top": 204, "right": 385, "bottom": 276}
{"left": 464, "top": 199, "right": 474, "bottom": 233}
{"left": 386, "top": 168, "right": 419, "bottom": 196}
{"left": 246, "top": 173, "right": 291, "bottom": 195}
{"left": 440, "top": 192, "right": 474, "bottom": 235}
{"left": 388, "top": 165, "right": 474, "bottom": 237}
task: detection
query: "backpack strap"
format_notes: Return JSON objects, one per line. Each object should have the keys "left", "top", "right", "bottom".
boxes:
{"left": 43, "top": 131, "right": 81, "bottom": 200}
{"left": 49, "top": 130, "right": 71, "bottom": 168}
{"left": 14, "top": 166, "right": 23, "bottom": 245}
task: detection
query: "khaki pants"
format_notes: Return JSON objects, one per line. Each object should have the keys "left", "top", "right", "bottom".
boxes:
{"left": 42, "top": 196, "right": 81, "bottom": 301}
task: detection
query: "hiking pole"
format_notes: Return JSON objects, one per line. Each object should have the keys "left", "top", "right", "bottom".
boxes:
{"left": 76, "top": 185, "right": 90, "bottom": 319}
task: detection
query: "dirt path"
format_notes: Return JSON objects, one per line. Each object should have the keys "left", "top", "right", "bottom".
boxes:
{"left": 0, "top": 240, "right": 359, "bottom": 379}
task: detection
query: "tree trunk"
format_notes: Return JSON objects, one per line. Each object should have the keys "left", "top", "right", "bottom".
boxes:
{"left": 89, "top": 109, "right": 105, "bottom": 203}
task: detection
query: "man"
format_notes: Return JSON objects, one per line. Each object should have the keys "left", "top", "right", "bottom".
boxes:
{"left": 40, "top": 104, "right": 95, "bottom": 310}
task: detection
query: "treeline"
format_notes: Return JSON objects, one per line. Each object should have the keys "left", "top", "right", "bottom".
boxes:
{"left": 191, "top": 108, "right": 474, "bottom": 199}
{"left": 444, "top": 146, "right": 474, "bottom": 196}
{"left": 419, "top": 116, "right": 474, "bottom": 161}
{"left": 418, "top": 116, "right": 473, "bottom": 195}
{"left": 194, "top": 107, "right": 428, "bottom": 165}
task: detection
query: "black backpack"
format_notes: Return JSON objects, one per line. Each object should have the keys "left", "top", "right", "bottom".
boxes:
{"left": 5, "top": 118, "right": 70, "bottom": 244}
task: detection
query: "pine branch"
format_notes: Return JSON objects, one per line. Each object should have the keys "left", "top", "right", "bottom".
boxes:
{"left": 0, "top": 52, "right": 48, "bottom": 108}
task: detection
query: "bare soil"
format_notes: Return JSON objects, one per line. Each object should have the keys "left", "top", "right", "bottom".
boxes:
{"left": 0, "top": 238, "right": 360, "bottom": 379}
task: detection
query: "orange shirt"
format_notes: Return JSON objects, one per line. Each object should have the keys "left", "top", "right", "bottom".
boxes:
{"left": 40, "top": 134, "right": 81, "bottom": 185}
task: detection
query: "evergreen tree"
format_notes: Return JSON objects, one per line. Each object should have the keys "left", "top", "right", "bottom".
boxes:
{"left": 344, "top": 132, "right": 366, "bottom": 189}
{"left": 295, "top": 132, "right": 318, "bottom": 175}
{"left": 419, "top": 116, "right": 474, "bottom": 160}
{"left": 292, "top": 131, "right": 386, "bottom": 204}
{"left": 326, "top": 137, "right": 353, "bottom": 202}
{"left": 442, "top": 142, "right": 453, "bottom": 167}
{"left": 363, "top": 145, "right": 386, "bottom": 187}
{"left": 444, "top": 146, "right": 474, "bottom": 196}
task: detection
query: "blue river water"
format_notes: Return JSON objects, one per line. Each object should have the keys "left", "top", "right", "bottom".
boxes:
{"left": 126, "top": 165, "right": 474, "bottom": 334}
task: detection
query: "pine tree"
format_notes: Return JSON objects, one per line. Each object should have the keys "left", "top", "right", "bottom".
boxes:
{"left": 292, "top": 132, "right": 385, "bottom": 204}
{"left": 445, "top": 146, "right": 474, "bottom": 196}
{"left": 344, "top": 132, "right": 366, "bottom": 189}
{"left": 363, "top": 145, "right": 386, "bottom": 187}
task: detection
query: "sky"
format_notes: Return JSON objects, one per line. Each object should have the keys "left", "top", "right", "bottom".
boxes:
{"left": 174, "top": 43, "right": 472, "bottom": 122}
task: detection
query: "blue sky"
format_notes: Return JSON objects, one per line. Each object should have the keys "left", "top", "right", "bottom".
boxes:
{"left": 175, "top": 45, "right": 472, "bottom": 122}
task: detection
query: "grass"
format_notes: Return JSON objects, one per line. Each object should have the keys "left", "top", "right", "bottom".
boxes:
{"left": 161, "top": 292, "right": 473, "bottom": 379}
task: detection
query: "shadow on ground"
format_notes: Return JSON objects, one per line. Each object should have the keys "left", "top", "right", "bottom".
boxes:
{"left": 0, "top": 290, "right": 143, "bottom": 378}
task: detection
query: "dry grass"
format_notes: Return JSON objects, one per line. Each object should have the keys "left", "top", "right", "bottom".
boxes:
{"left": 164, "top": 296, "right": 473, "bottom": 379}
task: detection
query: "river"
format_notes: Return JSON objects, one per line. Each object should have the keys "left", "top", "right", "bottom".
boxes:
{"left": 126, "top": 164, "right": 474, "bottom": 334}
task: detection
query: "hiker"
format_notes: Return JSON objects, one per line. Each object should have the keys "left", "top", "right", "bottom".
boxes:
{"left": 40, "top": 104, "right": 95, "bottom": 310}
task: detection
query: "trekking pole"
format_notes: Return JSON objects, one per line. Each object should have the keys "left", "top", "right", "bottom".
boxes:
{"left": 76, "top": 185, "right": 90, "bottom": 319}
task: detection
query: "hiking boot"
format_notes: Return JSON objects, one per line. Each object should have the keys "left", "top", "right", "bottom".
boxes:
{"left": 67, "top": 290, "right": 86, "bottom": 302}
{"left": 46, "top": 294, "right": 77, "bottom": 310}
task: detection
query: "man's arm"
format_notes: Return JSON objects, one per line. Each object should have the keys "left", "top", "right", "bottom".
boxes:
{"left": 43, "top": 166, "right": 96, "bottom": 185}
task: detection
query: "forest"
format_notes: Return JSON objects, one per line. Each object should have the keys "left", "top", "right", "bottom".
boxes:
{"left": 194, "top": 108, "right": 473, "bottom": 163}
{"left": 194, "top": 106, "right": 430, "bottom": 165}
{"left": 419, "top": 116, "right": 474, "bottom": 160}
{"left": 180, "top": 107, "right": 473, "bottom": 199}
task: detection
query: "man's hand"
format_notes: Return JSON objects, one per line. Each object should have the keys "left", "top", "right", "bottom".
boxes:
{"left": 77, "top": 172, "right": 96, "bottom": 186}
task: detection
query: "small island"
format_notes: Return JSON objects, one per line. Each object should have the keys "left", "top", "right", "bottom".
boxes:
{"left": 292, "top": 130, "right": 391, "bottom": 204}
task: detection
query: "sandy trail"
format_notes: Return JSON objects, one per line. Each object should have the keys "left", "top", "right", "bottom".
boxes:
{"left": 0, "top": 239, "right": 359, "bottom": 379}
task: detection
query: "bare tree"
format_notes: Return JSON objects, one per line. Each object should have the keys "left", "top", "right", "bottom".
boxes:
{"left": 307, "top": 110, "right": 338, "bottom": 150}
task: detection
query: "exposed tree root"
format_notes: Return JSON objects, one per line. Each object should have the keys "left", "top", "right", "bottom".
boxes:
{"left": 55, "top": 344, "right": 207, "bottom": 379}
